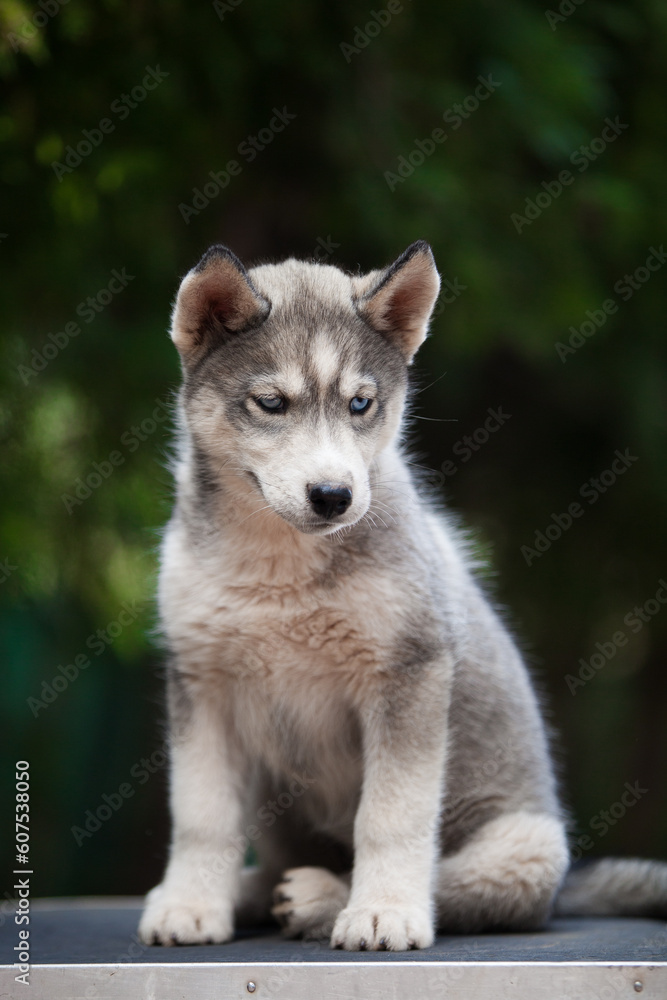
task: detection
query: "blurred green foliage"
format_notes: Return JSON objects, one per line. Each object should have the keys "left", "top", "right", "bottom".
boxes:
{"left": 1, "top": 0, "right": 666, "bottom": 897}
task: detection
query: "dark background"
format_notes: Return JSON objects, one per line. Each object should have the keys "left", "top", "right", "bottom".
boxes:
{"left": 1, "top": 0, "right": 666, "bottom": 906}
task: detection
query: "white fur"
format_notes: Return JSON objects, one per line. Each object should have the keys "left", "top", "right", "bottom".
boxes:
{"left": 310, "top": 334, "right": 344, "bottom": 386}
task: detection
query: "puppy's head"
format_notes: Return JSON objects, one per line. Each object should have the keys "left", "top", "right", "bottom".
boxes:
{"left": 171, "top": 242, "right": 440, "bottom": 534}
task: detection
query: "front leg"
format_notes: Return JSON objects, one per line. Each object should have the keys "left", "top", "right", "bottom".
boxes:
{"left": 139, "top": 667, "right": 246, "bottom": 945}
{"left": 332, "top": 660, "right": 450, "bottom": 951}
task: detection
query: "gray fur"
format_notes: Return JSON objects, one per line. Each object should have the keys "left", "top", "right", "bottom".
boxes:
{"left": 138, "top": 243, "right": 666, "bottom": 951}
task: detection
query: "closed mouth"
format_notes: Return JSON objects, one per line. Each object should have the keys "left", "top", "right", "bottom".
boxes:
{"left": 244, "top": 470, "right": 360, "bottom": 533}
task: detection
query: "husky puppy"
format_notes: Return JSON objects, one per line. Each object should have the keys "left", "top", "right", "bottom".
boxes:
{"left": 139, "top": 242, "right": 667, "bottom": 951}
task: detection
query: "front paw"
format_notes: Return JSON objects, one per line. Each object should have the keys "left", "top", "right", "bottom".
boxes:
{"left": 138, "top": 883, "right": 234, "bottom": 945}
{"left": 331, "top": 903, "right": 434, "bottom": 951}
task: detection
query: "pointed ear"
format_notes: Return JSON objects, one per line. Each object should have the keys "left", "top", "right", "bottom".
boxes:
{"left": 352, "top": 241, "right": 440, "bottom": 363}
{"left": 171, "top": 245, "right": 271, "bottom": 359}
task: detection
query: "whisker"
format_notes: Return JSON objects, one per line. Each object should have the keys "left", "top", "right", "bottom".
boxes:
{"left": 409, "top": 414, "right": 458, "bottom": 423}
{"left": 372, "top": 511, "right": 390, "bottom": 529}
{"left": 235, "top": 504, "right": 274, "bottom": 527}
{"left": 360, "top": 513, "right": 375, "bottom": 533}
{"left": 373, "top": 487, "right": 398, "bottom": 509}
{"left": 372, "top": 483, "right": 415, "bottom": 502}
{"left": 371, "top": 503, "right": 397, "bottom": 525}
{"left": 413, "top": 369, "right": 449, "bottom": 395}
{"left": 364, "top": 511, "right": 380, "bottom": 530}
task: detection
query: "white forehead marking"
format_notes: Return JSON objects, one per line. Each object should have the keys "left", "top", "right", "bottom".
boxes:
{"left": 310, "top": 335, "right": 342, "bottom": 387}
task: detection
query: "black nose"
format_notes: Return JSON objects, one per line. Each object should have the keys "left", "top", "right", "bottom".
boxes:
{"left": 308, "top": 483, "right": 353, "bottom": 519}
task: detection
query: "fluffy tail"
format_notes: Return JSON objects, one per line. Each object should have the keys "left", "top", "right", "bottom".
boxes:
{"left": 555, "top": 858, "right": 667, "bottom": 918}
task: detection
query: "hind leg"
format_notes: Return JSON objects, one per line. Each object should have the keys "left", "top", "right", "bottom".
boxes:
{"left": 235, "top": 785, "right": 354, "bottom": 934}
{"left": 436, "top": 811, "right": 569, "bottom": 933}
{"left": 272, "top": 867, "right": 351, "bottom": 940}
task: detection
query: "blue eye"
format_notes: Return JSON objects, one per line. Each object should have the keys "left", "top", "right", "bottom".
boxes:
{"left": 256, "top": 396, "right": 285, "bottom": 412}
{"left": 350, "top": 396, "right": 372, "bottom": 414}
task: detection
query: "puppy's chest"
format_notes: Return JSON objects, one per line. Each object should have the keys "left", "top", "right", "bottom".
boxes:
{"left": 169, "top": 559, "right": 398, "bottom": 691}
{"left": 165, "top": 546, "right": 397, "bottom": 791}
{"left": 214, "top": 599, "right": 388, "bottom": 697}
{"left": 194, "top": 587, "right": 373, "bottom": 786}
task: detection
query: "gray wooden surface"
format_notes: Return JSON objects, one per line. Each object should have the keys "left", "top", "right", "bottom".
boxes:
{"left": 1, "top": 898, "right": 665, "bottom": 963}
{"left": 1, "top": 899, "right": 666, "bottom": 1000}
